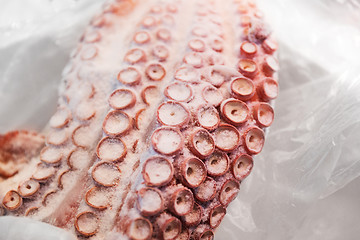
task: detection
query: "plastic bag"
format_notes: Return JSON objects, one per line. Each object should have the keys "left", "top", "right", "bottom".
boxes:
{"left": 1, "top": 0, "right": 360, "bottom": 239}
{"left": 0, "top": 216, "right": 76, "bottom": 240}
{"left": 217, "top": 0, "right": 360, "bottom": 239}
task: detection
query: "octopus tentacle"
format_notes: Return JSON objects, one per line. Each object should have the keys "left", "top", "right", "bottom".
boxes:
{"left": 0, "top": 130, "right": 45, "bottom": 180}
{"left": 0, "top": 0, "right": 278, "bottom": 239}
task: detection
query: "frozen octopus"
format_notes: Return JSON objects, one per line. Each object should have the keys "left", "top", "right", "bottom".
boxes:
{"left": 0, "top": 0, "right": 279, "bottom": 239}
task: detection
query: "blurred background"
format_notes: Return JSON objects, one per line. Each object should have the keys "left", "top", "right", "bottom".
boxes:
{"left": 0, "top": 0, "right": 360, "bottom": 239}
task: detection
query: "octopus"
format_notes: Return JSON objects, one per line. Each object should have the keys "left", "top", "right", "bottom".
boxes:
{"left": 0, "top": 0, "right": 279, "bottom": 239}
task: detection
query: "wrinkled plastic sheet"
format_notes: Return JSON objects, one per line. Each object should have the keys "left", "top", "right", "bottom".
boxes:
{"left": 1, "top": 0, "right": 360, "bottom": 239}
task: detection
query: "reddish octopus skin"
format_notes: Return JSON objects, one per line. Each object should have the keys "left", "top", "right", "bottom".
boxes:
{"left": 0, "top": 0, "right": 279, "bottom": 239}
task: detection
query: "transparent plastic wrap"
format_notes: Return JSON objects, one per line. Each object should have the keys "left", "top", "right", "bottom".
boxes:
{"left": 1, "top": 0, "right": 360, "bottom": 239}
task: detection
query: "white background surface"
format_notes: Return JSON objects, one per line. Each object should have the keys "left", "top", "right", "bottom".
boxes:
{"left": 1, "top": 0, "right": 360, "bottom": 239}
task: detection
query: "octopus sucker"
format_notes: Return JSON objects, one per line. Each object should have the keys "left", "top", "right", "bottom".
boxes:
{"left": 0, "top": 0, "right": 279, "bottom": 239}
